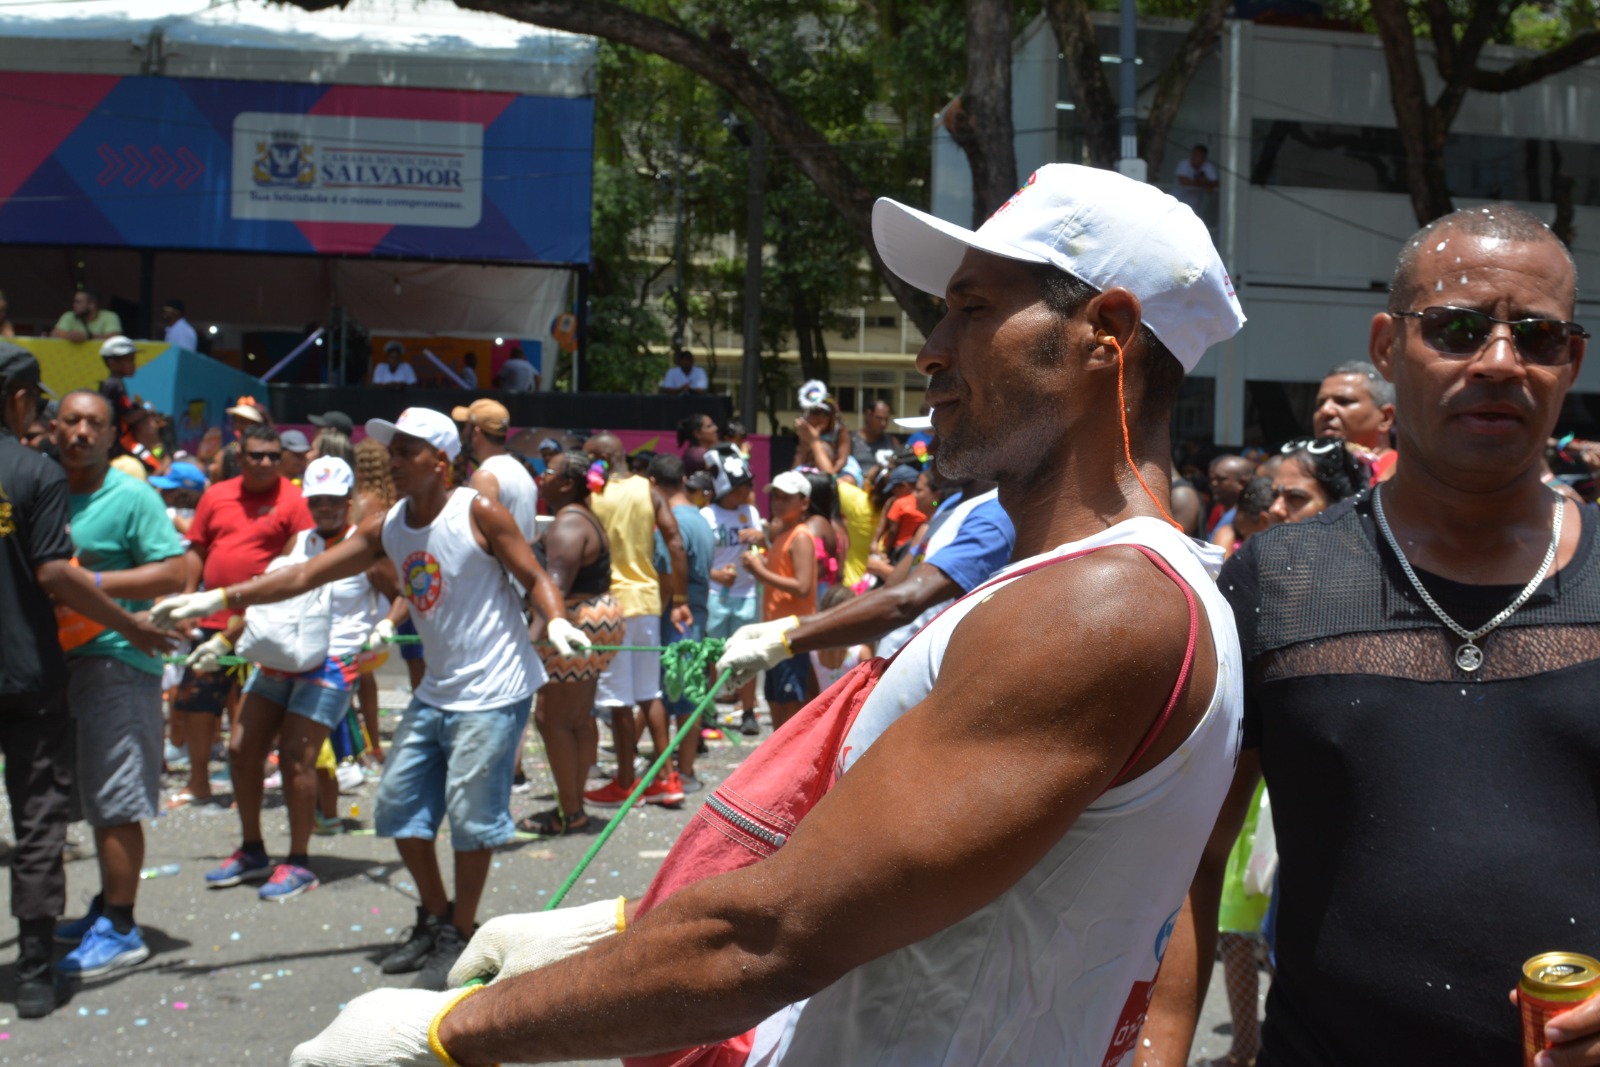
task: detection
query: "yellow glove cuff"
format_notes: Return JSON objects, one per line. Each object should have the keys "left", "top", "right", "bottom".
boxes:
{"left": 428, "top": 985, "right": 497, "bottom": 1067}
{"left": 616, "top": 896, "right": 628, "bottom": 933}
{"left": 779, "top": 615, "right": 800, "bottom": 655}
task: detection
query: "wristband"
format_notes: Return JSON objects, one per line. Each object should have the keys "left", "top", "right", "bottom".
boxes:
{"left": 94, "top": 572, "right": 103, "bottom": 589}
{"left": 779, "top": 616, "right": 799, "bottom": 655}
{"left": 219, "top": 586, "right": 229, "bottom": 609}
{"left": 616, "top": 895, "right": 628, "bottom": 933}
{"left": 428, "top": 985, "right": 496, "bottom": 1067}
{"left": 672, "top": 594, "right": 688, "bottom": 605}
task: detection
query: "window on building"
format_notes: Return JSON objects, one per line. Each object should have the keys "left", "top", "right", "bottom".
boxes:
{"left": 1251, "top": 118, "right": 1600, "bottom": 206}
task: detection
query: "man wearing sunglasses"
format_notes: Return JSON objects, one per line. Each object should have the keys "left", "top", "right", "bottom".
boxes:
{"left": 1142, "top": 205, "right": 1600, "bottom": 1067}
{"left": 170, "top": 423, "right": 312, "bottom": 808}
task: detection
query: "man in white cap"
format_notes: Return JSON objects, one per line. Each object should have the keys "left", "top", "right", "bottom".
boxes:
{"left": 289, "top": 164, "right": 1247, "bottom": 1067}
{"left": 154, "top": 407, "right": 592, "bottom": 990}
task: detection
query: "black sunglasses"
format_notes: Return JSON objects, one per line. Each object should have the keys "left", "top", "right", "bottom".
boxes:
{"left": 1394, "top": 305, "right": 1588, "bottom": 366}
{"left": 242, "top": 450, "right": 282, "bottom": 463}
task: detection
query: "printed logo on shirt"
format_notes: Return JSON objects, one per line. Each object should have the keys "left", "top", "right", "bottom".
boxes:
{"left": 1154, "top": 905, "right": 1180, "bottom": 962}
{"left": 402, "top": 550, "right": 444, "bottom": 613}
{"left": 0, "top": 477, "right": 14, "bottom": 538}
{"left": 1099, "top": 979, "right": 1156, "bottom": 1067}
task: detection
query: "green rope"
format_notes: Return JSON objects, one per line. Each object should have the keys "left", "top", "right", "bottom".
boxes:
{"left": 543, "top": 666, "right": 732, "bottom": 911}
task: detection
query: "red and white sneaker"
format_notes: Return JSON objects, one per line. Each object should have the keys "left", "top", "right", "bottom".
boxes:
{"left": 643, "top": 771, "right": 685, "bottom": 807}
{"left": 583, "top": 778, "right": 636, "bottom": 807}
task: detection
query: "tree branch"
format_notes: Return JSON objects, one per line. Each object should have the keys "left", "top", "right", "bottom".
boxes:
{"left": 946, "top": 0, "right": 1018, "bottom": 225}
{"left": 1141, "top": 0, "right": 1229, "bottom": 180}
{"left": 1043, "top": 0, "right": 1120, "bottom": 169}
{"left": 1469, "top": 29, "right": 1600, "bottom": 92}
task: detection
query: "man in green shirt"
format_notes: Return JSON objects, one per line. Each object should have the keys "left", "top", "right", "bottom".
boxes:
{"left": 50, "top": 291, "right": 122, "bottom": 343}
{"left": 50, "top": 390, "right": 185, "bottom": 980}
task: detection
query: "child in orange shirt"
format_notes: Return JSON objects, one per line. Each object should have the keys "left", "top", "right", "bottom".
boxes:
{"left": 743, "top": 471, "right": 816, "bottom": 730}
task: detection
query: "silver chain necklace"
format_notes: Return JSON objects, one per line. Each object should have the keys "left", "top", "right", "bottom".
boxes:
{"left": 1372, "top": 483, "right": 1563, "bottom": 674}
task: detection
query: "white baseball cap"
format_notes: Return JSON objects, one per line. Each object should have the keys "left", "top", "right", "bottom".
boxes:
{"left": 765, "top": 470, "right": 813, "bottom": 498}
{"left": 302, "top": 456, "right": 355, "bottom": 498}
{"left": 365, "top": 407, "right": 461, "bottom": 461}
{"left": 895, "top": 415, "right": 933, "bottom": 431}
{"left": 871, "top": 164, "right": 1245, "bottom": 372}
{"left": 99, "top": 335, "right": 138, "bottom": 359}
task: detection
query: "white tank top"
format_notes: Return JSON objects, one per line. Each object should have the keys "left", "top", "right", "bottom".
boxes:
{"left": 477, "top": 454, "right": 540, "bottom": 544}
{"left": 748, "top": 517, "right": 1243, "bottom": 1067}
{"left": 380, "top": 488, "right": 544, "bottom": 711}
{"left": 808, "top": 646, "right": 863, "bottom": 692}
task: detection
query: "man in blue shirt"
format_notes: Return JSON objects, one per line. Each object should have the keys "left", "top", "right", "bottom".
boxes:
{"left": 647, "top": 453, "right": 714, "bottom": 793}
{"left": 718, "top": 473, "right": 1016, "bottom": 673}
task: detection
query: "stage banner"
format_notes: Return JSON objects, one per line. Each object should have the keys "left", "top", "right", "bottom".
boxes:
{"left": 0, "top": 72, "right": 592, "bottom": 263}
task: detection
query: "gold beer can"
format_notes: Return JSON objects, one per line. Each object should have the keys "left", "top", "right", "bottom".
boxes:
{"left": 1521, "top": 952, "right": 1600, "bottom": 1066}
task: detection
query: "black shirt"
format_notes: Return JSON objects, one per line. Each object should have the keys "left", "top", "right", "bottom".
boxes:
{"left": 0, "top": 431, "right": 74, "bottom": 709}
{"left": 1221, "top": 491, "right": 1600, "bottom": 1067}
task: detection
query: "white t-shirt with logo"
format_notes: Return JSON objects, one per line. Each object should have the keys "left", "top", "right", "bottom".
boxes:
{"left": 701, "top": 502, "right": 761, "bottom": 599}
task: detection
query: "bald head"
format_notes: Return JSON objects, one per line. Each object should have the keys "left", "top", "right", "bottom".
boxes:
{"left": 1208, "top": 454, "right": 1256, "bottom": 508}
{"left": 584, "top": 432, "right": 626, "bottom": 470}
{"left": 1390, "top": 204, "right": 1576, "bottom": 316}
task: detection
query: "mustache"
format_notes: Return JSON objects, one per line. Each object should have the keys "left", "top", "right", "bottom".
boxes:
{"left": 926, "top": 370, "right": 963, "bottom": 398}
{"left": 1446, "top": 384, "right": 1536, "bottom": 416}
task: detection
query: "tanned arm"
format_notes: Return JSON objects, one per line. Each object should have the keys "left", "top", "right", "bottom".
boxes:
{"left": 36, "top": 562, "right": 173, "bottom": 656}
{"left": 784, "top": 563, "right": 962, "bottom": 654}
{"left": 1136, "top": 750, "right": 1263, "bottom": 1067}
{"left": 98, "top": 555, "right": 186, "bottom": 600}
{"left": 439, "top": 549, "right": 1214, "bottom": 1065}
{"left": 652, "top": 487, "right": 690, "bottom": 626}
{"left": 467, "top": 494, "right": 568, "bottom": 628}
{"left": 219, "top": 513, "right": 388, "bottom": 609}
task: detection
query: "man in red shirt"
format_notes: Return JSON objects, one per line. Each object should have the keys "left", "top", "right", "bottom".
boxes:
{"left": 170, "top": 423, "right": 311, "bottom": 808}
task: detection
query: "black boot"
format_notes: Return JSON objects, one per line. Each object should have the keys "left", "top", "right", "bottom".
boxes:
{"left": 17, "top": 919, "right": 60, "bottom": 1019}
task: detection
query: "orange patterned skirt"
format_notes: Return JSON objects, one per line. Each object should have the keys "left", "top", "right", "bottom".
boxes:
{"left": 539, "top": 592, "right": 626, "bottom": 683}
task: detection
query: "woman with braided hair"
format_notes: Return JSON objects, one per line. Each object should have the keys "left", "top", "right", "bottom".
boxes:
{"left": 519, "top": 451, "right": 625, "bottom": 837}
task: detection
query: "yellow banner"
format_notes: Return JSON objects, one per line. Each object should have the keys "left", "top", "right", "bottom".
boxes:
{"left": 12, "top": 337, "right": 169, "bottom": 399}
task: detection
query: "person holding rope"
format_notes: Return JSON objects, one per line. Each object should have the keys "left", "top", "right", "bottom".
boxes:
{"left": 289, "top": 164, "right": 1247, "bottom": 1067}
{"left": 187, "top": 456, "right": 403, "bottom": 902}
{"left": 153, "top": 407, "right": 591, "bottom": 990}
{"left": 520, "top": 449, "right": 625, "bottom": 838}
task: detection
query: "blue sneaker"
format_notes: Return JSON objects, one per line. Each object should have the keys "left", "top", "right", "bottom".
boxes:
{"left": 56, "top": 917, "right": 149, "bottom": 978}
{"left": 205, "top": 847, "right": 272, "bottom": 888}
{"left": 55, "top": 898, "right": 103, "bottom": 944}
{"left": 258, "top": 863, "right": 319, "bottom": 902}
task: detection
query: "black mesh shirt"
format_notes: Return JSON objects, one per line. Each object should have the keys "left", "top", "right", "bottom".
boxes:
{"left": 1220, "top": 491, "right": 1600, "bottom": 1067}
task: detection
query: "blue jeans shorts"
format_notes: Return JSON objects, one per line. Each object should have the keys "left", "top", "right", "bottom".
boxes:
{"left": 243, "top": 668, "right": 353, "bottom": 731}
{"left": 706, "top": 590, "right": 758, "bottom": 640}
{"left": 374, "top": 696, "right": 531, "bottom": 851}
{"left": 764, "top": 652, "right": 813, "bottom": 706}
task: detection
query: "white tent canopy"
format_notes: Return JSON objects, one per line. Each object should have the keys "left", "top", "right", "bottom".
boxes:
{"left": 0, "top": 0, "right": 595, "bottom": 95}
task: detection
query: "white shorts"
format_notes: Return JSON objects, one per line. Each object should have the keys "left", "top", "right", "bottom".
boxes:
{"left": 593, "top": 615, "right": 662, "bottom": 709}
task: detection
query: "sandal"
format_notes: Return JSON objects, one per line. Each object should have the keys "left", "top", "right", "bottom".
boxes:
{"left": 165, "top": 791, "right": 197, "bottom": 810}
{"left": 515, "top": 808, "right": 593, "bottom": 837}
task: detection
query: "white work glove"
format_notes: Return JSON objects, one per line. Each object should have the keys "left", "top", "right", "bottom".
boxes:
{"left": 185, "top": 633, "right": 232, "bottom": 674}
{"left": 365, "top": 618, "right": 396, "bottom": 651}
{"left": 716, "top": 615, "right": 799, "bottom": 686}
{"left": 448, "top": 897, "right": 625, "bottom": 988}
{"left": 151, "top": 589, "right": 227, "bottom": 630}
{"left": 545, "top": 616, "right": 593, "bottom": 658}
{"left": 287, "top": 987, "right": 458, "bottom": 1067}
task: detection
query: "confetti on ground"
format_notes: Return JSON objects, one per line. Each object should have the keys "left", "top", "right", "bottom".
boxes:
{"left": 174, "top": 1002, "right": 188, "bottom": 1010}
{"left": 638, "top": 849, "right": 670, "bottom": 859}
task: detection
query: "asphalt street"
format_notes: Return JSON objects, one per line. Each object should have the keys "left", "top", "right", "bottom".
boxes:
{"left": 0, "top": 661, "right": 1250, "bottom": 1066}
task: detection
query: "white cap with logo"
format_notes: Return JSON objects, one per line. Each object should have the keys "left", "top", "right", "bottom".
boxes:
{"left": 871, "top": 163, "right": 1245, "bottom": 372}
{"left": 765, "top": 470, "right": 813, "bottom": 498}
{"left": 365, "top": 407, "right": 462, "bottom": 461}
{"left": 302, "top": 456, "right": 355, "bottom": 498}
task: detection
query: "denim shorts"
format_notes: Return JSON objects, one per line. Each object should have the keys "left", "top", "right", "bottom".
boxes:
{"left": 242, "top": 668, "right": 353, "bottom": 731}
{"left": 374, "top": 696, "right": 531, "bottom": 851}
{"left": 764, "top": 652, "right": 813, "bottom": 705}
{"left": 706, "top": 590, "right": 759, "bottom": 640}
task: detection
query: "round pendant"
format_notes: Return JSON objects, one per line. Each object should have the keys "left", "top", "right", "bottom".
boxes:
{"left": 1455, "top": 642, "right": 1484, "bottom": 673}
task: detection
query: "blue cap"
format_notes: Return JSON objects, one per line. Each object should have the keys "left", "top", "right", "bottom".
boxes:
{"left": 149, "top": 462, "right": 207, "bottom": 492}
{"left": 886, "top": 464, "right": 920, "bottom": 488}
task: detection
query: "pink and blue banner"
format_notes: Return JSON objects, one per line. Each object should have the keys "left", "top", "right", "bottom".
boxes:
{"left": 0, "top": 73, "right": 592, "bottom": 263}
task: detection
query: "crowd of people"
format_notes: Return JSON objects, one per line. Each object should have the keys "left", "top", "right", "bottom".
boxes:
{"left": 4, "top": 160, "right": 1600, "bottom": 1067}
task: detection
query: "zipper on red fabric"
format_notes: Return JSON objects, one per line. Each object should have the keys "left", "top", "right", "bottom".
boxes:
{"left": 703, "top": 793, "right": 788, "bottom": 850}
